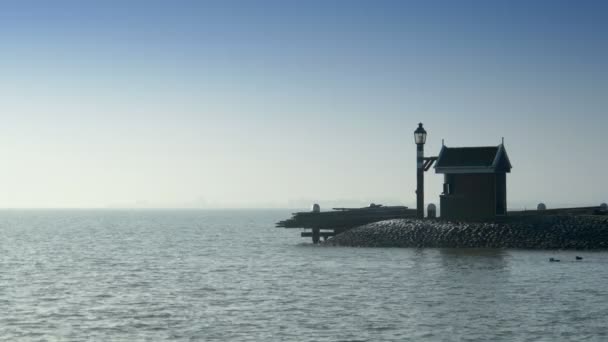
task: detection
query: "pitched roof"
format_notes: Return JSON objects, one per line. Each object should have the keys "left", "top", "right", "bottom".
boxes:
{"left": 435, "top": 144, "right": 511, "bottom": 174}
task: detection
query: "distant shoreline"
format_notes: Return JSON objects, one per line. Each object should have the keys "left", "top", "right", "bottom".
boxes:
{"left": 324, "top": 216, "right": 608, "bottom": 249}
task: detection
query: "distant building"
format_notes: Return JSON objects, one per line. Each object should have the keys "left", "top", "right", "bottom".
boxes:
{"left": 435, "top": 144, "right": 512, "bottom": 221}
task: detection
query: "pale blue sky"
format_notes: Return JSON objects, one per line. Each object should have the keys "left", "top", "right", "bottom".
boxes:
{"left": 0, "top": 1, "right": 606, "bottom": 208}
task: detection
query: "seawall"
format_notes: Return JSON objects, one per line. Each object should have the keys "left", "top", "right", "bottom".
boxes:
{"left": 323, "top": 216, "right": 608, "bottom": 249}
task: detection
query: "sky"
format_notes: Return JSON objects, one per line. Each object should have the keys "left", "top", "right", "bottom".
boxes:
{"left": 0, "top": 0, "right": 606, "bottom": 209}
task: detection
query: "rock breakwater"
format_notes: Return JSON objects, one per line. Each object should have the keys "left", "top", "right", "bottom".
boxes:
{"left": 323, "top": 216, "right": 608, "bottom": 249}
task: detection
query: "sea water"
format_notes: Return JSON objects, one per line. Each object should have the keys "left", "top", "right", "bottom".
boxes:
{"left": 0, "top": 209, "right": 606, "bottom": 341}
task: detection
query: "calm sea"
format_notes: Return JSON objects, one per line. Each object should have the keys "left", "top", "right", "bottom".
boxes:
{"left": 0, "top": 209, "right": 607, "bottom": 341}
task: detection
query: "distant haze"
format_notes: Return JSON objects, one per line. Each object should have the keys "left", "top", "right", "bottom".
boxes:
{"left": 1, "top": 1, "right": 606, "bottom": 209}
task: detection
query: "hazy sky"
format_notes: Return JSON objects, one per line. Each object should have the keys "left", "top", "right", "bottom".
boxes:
{"left": 1, "top": 1, "right": 606, "bottom": 209}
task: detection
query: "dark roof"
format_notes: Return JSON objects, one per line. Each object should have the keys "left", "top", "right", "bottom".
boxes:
{"left": 435, "top": 144, "right": 511, "bottom": 173}
{"left": 435, "top": 146, "right": 498, "bottom": 167}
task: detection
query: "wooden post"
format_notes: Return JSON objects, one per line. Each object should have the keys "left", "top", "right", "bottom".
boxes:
{"left": 312, "top": 228, "right": 320, "bottom": 244}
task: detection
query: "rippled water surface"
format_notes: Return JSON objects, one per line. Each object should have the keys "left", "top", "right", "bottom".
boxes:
{"left": 1, "top": 210, "right": 607, "bottom": 341}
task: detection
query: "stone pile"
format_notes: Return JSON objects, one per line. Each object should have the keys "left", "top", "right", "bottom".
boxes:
{"left": 323, "top": 215, "right": 608, "bottom": 249}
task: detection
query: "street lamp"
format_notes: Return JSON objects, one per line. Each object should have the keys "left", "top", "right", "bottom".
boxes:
{"left": 414, "top": 123, "right": 426, "bottom": 218}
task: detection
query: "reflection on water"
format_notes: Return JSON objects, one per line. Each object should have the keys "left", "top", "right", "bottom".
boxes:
{"left": 437, "top": 248, "right": 509, "bottom": 271}
{"left": 0, "top": 210, "right": 607, "bottom": 341}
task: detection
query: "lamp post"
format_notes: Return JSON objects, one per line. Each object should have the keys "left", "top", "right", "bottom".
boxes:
{"left": 414, "top": 123, "right": 427, "bottom": 219}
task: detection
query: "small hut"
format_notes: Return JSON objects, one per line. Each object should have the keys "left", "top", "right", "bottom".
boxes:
{"left": 435, "top": 144, "right": 512, "bottom": 220}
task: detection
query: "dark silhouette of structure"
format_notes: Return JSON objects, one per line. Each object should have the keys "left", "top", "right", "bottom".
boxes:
{"left": 413, "top": 123, "right": 437, "bottom": 218}
{"left": 414, "top": 123, "right": 426, "bottom": 218}
{"left": 278, "top": 123, "right": 604, "bottom": 243}
{"left": 435, "top": 143, "right": 512, "bottom": 220}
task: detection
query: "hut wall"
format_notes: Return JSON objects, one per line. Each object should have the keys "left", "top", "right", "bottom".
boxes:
{"left": 441, "top": 173, "right": 497, "bottom": 220}
{"left": 495, "top": 172, "right": 507, "bottom": 215}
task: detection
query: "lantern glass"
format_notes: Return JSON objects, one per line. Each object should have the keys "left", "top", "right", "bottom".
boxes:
{"left": 414, "top": 123, "right": 427, "bottom": 144}
{"left": 414, "top": 132, "right": 426, "bottom": 144}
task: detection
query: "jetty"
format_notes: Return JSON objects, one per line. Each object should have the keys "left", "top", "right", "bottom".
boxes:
{"left": 276, "top": 123, "right": 607, "bottom": 247}
{"left": 276, "top": 204, "right": 416, "bottom": 243}
{"left": 507, "top": 206, "right": 607, "bottom": 217}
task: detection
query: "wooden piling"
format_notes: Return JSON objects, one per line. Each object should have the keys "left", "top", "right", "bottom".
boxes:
{"left": 312, "top": 227, "right": 320, "bottom": 244}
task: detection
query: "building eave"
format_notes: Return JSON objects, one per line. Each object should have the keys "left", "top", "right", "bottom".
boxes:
{"left": 433, "top": 145, "right": 447, "bottom": 170}
{"left": 435, "top": 167, "right": 498, "bottom": 174}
